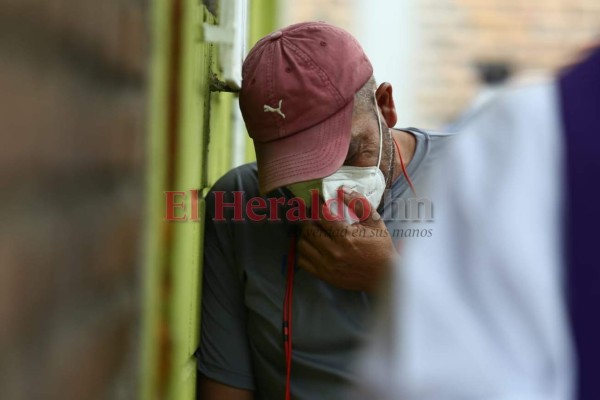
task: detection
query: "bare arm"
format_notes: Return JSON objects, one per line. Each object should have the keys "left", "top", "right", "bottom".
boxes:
{"left": 198, "top": 376, "right": 254, "bottom": 400}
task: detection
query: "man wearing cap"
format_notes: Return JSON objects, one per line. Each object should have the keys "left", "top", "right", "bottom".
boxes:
{"left": 196, "top": 22, "right": 454, "bottom": 399}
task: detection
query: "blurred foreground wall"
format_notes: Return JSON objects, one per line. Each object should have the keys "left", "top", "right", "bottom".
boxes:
{"left": 0, "top": 1, "right": 147, "bottom": 399}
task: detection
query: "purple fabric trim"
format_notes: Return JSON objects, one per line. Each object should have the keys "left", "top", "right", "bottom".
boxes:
{"left": 559, "top": 48, "right": 600, "bottom": 400}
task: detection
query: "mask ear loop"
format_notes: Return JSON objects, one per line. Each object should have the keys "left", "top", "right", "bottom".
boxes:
{"left": 374, "top": 89, "right": 417, "bottom": 195}
{"left": 373, "top": 90, "right": 384, "bottom": 170}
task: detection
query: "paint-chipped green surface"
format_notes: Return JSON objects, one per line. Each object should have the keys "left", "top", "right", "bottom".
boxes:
{"left": 142, "top": 1, "right": 279, "bottom": 399}
{"left": 208, "top": 90, "right": 234, "bottom": 186}
{"left": 166, "top": 3, "right": 213, "bottom": 399}
{"left": 141, "top": 1, "right": 236, "bottom": 399}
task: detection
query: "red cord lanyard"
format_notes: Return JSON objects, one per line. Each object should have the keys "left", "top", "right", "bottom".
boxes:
{"left": 283, "top": 233, "right": 296, "bottom": 400}
{"left": 281, "top": 138, "right": 411, "bottom": 399}
{"left": 393, "top": 135, "right": 417, "bottom": 195}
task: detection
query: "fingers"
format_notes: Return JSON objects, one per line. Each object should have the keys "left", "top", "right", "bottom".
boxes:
{"left": 300, "top": 220, "right": 337, "bottom": 247}
{"left": 317, "top": 187, "right": 366, "bottom": 230}
{"left": 297, "top": 223, "right": 335, "bottom": 279}
{"left": 342, "top": 188, "right": 371, "bottom": 220}
{"left": 315, "top": 186, "right": 384, "bottom": 231}
{"left": 340, "top": 187, "right": 384, "bottom": 227}
{"left": 317, "top": 203, "right": 351, "bottom": 230}
{"left": 307, "top": 195, "right": 350, "bottom": 232}
{"left": 296, "top": 235, "right": 322, "bottom": 276}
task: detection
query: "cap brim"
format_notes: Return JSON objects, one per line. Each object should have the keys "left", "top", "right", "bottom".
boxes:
{"left": 254, "top": 99, "right": 354, "bottom": 195}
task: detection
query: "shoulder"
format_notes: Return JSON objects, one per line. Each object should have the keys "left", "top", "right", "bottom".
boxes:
{"left": 205, "top": 162, "right": 290, "bottom": 221}
{"left": 210, "top": 162, "right": 260, "bottom": 196}
{"left": 204, "top": 163, "right": 261, "bottom": 217}
{"left": 397, "top": 127, "right": 457, "bottom": 165}
{"left": 400, "top": 127, "right": 457, "bottom": 151}
{"left": 404, "top": 127, "right": 456, "bottom": 139}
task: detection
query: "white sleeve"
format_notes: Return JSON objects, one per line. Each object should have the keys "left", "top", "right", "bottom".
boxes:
{"left": 355, "top": 82, "right": 575, "bottom": 400}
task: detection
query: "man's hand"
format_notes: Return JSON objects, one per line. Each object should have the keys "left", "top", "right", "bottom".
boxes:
{"left": 296, "top": 189, "right": 396, "bottom": 292}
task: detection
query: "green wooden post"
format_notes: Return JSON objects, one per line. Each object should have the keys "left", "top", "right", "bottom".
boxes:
{"left": 248, "top": 0, "right": 280, "bottom": 46}
{"left": 141, "top": 1, "right": 279, "bottom": 399}
{"left": 165, "top": 2, "right": 212, "bottom": 398}
{"left": 141, "top": 1, "right": 238, "bottom": 399}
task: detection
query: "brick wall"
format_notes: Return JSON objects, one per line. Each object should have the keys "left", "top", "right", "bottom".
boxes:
{"left": 415, "top": 0, "right": 600, "bottom": 127}
{"left": 284, "top": 0, "right": 600, "bottom": 128}
{"left": 0, "top": 1, "right": 147, "bottom": 399}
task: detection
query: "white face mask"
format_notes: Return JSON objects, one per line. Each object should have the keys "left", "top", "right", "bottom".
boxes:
{"left": 288, "top": 91, "right": 386, "bottom": 223}
{"left": 321, "top": 92, "right": 386, "bottom": 223}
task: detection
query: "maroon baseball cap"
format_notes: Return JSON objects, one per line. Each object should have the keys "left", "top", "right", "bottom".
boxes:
{"left": 240, "top": 22, "right": 373, "bottom": 194}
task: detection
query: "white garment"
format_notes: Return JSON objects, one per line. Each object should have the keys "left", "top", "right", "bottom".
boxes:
{"left": 355, "top": 81, "right": 575, "bottom": 400}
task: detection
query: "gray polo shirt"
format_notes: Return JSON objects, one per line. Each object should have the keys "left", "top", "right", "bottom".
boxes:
{"left": 196, "top": 128, "right": 453, "bottom": 399}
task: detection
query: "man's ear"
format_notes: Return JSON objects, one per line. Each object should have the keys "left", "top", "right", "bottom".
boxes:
{"left": 375, "top": 83, "right": 397, "bottom": 128}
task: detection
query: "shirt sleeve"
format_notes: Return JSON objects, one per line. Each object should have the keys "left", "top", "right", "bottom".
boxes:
{"left": 196, "top": 171, "right": 256, "bottom": 390}
{"left": 354, "top": 83, "right": 574, "bottom": 400}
